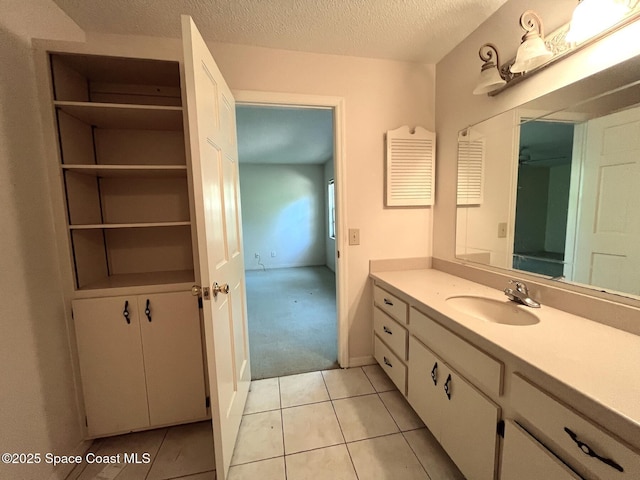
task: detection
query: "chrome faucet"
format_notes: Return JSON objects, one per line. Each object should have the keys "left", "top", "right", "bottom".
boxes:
{"left": 504, "top": 280, "right": 540, "bottom": 308}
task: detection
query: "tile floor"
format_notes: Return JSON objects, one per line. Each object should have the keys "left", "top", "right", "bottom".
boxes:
{"left": 66, "top": 365, "right": 464, "bottom": 480}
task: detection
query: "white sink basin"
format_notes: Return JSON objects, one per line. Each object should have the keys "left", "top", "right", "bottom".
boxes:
{"left": 445, "top": 296, "right": 540, "bottom": 326}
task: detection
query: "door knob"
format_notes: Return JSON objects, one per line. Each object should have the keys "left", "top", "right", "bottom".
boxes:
{"left": 191, "top": 285, "right": 210, "bottom": 300}
{"left": 213, "top": 282, "right": 230, "bottom": 297}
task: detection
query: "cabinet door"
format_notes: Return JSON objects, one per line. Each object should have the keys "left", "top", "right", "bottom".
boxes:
{"left": 501, "top": 421, "right": 583, "bottom": 480}
{"left": 439, "top": 362, "right": 500, "bottom": 480}
{"left": 138, "top": 292, "right": 207, "bottom": 426}
{"left": 408, "top": 336, "right": 444, "bottom": 438}
{"left": 73, "top": 296, "right": 149, "bottom": 436}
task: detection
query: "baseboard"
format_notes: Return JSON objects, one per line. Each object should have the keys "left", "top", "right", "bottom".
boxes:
{"left": 349, "top": 355, "right": 376, "bottom": 367}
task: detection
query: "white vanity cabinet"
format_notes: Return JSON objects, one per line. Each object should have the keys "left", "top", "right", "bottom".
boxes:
{"left": 507, "top": 374, "right": 640, "bottom": 480}
{"left": 373, "top": 285, "right": 409, "bottom": 393}
{"left": 408, "top": 336, "right": 500, "bottom": 480}
{"left": 501, "top": 420, "right": 583, "bottom": 479}
{"left": 372, "top": 280, "right": 501, "bottom": 480}
{"left": 73, "top": 291, "right": 207, "bottom": 437}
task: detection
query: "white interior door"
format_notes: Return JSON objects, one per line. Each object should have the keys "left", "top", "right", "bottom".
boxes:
{"left": 573, "top": 106, "right": 640, "bottom": 294}
{"left": 181, "top": 15, "right": 251, "bottom": 480}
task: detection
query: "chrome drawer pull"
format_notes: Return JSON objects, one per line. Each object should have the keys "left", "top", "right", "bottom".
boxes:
{"left": 431, "top": 362, "right": 438, "bottom": 385}
{"left": 383, "top": 326, "right": 393, "bottom": 335}
{"left": 564, "top": 427, "right": 623, "bottom": 472}
{"left": 383, "top": 298, "right": 394, "bottom": 306}
{"left": 383, "top": 356, "right": 393, "bottom": 368}
{"left": 444, "top": 374, "right": 452, "bottom": 400}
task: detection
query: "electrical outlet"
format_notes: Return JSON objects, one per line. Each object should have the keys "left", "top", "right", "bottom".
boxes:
{"left": 271, "top": 251, "right": 276, "bottom": 257}
{"left": 498, "top": 222, "right": 507, "bottom": 238}
{"left": 349, "top": 228, "right": 360, "bottom": 245}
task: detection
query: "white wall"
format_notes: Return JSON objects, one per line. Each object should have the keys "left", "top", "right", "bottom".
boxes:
{"left": 324, "top": 159, "right": 336, "bottom": 272}
{"left": 0, "top": 2, "right": 85, "bottom": 480}
{"left": 435, "top": 0, "right": 640, "bottom": 267}
{"left": 240, "top": 163, "right": 326, "bottom": 270}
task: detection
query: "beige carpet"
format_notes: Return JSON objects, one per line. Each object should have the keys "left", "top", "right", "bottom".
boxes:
{"left": 246, "top": 266, "right": 338, "bottom": 379}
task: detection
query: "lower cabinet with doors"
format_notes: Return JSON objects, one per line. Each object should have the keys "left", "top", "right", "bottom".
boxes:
{"left": 408, "top": 335, "right": 500, "bottom": 480}
{"left": 73, "top": 291, "right": 207, "bottom": 437}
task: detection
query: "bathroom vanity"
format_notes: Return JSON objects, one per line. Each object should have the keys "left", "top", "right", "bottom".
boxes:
{"left": 371, "top": 267, "right": 640, "bottom": 480}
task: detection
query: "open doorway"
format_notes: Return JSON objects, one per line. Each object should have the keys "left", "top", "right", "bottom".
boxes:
{"left": 513, "top": 120, "right": 575, "bottom": 277}
{"left": 236, "top": 103, "right": 339, "bottom": 379}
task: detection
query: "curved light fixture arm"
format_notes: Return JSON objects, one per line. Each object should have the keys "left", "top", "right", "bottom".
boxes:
{"left": 520, "top": 10, "right": 545, "bottom": 38}
{"left": 478, "top": 43, "right": 500, "bottom": 65}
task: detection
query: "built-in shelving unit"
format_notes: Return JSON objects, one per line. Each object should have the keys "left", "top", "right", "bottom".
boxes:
{"left": 51, "top": 53, "right": 195, "bottom": 291}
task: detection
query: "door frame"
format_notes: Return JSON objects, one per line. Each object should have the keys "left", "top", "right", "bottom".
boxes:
{"left": 233, "top": 90, "right": 349, "bottom": 367}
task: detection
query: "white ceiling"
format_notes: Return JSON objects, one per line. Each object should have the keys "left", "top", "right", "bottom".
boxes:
{"left": 236, "top": 106, "right": 333, "bottom": 165}
{"left": 53, "top": 0, "right": 509, "bottom": 63}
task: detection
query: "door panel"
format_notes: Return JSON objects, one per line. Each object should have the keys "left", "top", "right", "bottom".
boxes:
{"left": 73, "top": 296, "right": 149, "bottom": 436}
{"left": 574, "top": 107, "right": 640, "bottom": 294}
{"left": 138, "top": 292, "right": 207, "bottom": 426}
{"left": 182, "top": 15, "right": 251, "bottom": 480}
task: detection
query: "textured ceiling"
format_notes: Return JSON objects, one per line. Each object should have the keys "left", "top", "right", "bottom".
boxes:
{"left": 53, "top": 0, "right": 510, "bottom": 63}
{"left": 236, "top": 106, "right": 333, "bottom": 165}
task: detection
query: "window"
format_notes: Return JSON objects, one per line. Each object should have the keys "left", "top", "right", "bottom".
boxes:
{"left": 328, "top": 180, "right": 335, "bottom": 239}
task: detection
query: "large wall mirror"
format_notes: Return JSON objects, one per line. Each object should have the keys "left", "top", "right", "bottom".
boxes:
{"left": 456, "top": 53, "right": 640, "bottom": 299}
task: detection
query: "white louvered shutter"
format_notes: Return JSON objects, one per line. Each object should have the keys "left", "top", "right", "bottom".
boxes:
{"left": 386, "top": 126, "right": 436, "bottom": 206}
{"left": 457, "top": 129, "right": 484, "bottom": 205}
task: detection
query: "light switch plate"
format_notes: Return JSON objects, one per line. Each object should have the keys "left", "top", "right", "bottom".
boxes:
{"left": 349, "top": 228, "right": 360, "bottom": 245}
{"left": 498, "top": 222, "right": 507, "bottom": 238}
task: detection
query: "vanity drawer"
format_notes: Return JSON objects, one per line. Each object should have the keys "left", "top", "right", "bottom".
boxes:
{"left": 410, "top": 307, "right": 502, "bottom": 396}
{"left": 373, "top": 285, "right": 408, "bottom": 325}
{"left": 501, "top": 420, "right": 582, "bottom": 480}
{"left": 511, "top": 374, "right": 640, "bottom": 480}
{"left": 373, "top": 306, "right": 408, "bottom": 360}
{"left": 374, "top": 335, "right": 407, "bottom": 394}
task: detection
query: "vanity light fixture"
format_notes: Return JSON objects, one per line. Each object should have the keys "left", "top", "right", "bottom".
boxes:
{"left": 473, "top": 1, "right": 640, "bottom": 96}
{"left": 566, "top": 0, "right": 635, "bottom": 44}
{"left": 510, "top": 10, "right": 553, "bottom": 73}
{"left": 472, "top": 44, "right": 508, "bottom": 95}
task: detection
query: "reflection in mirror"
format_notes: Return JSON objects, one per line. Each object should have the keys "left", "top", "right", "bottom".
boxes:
{"left": 456, "top": 55, "right": 640, "bottom": 299}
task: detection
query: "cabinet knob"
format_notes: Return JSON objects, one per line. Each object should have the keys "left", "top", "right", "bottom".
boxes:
{"left": 431, "top": 362, "right": 438, "bottom": 385}
{"left": 123, "top": 300, "right": 130, "bottom": 324}
{"left": 383, "top": 356, "right": 393, "bottom": 368}
{"left": 444, "top": 374, "right": 452, "bottom": 400}
{"left": 383, "top": 326, "right": 393, "bottom": 335}
{"left": 383, "top": 298, "right": 394, "bottom": 306}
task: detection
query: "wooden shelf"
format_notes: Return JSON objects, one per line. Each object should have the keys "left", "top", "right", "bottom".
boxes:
{"left": 69, "top": 221, "right": 191, "bottom": 230}
{"left": 62, "top": 164, "right": 188, "bottom": 177}
{"left": 78, "top": 270, "right": 196, "bottom": 291}
{"left": 54, "top": 101, "right": 183, "bottom": 130}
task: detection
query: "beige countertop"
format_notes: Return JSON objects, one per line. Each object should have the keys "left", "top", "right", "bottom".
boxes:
{"left": 371, "top": 268, "right": 640, "bottom": 445}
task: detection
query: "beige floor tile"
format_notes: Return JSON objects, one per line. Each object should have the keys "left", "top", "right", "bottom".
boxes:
{"left": 282, "top": 401, "right": 344, "bottom": 454}
{"left": 347, "top": 433, "right": 430, "bottom": 480}
{"left": 286, "top": 444, "right": 357, "bottom": 480}
{"left": 72, "top": 428, "right": 166, "bottom": 480}
{"left": 244, "top": 378, "right": 281, "bottom": 414}
{"left": 279, "top": 371, "right": 330, "bottom": 408}
{"left": 171, "top": 472, "right": 216, "bottom": 479}
{"left": 147, "top": 422, "right": 215, "bottom": 480}
{"left": 228, "top": 457, "right": 285, "bottom": 480}
{"left": 379, "top": 390, "right": 425, "bottom": 431}
{"left": 403, "top": 428, "right": 465, "bottom": 480}
{"left": 362, "top": 364, "right": 397, "bottom": 393}
{"left": 333, "top": 394, "right": 399, "bottom": 442}
{"left": 322, "top": 368, "right": 375, "bottom": 399}
{"left": 230, "top": 410, "right": 284, "bottom": 466}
